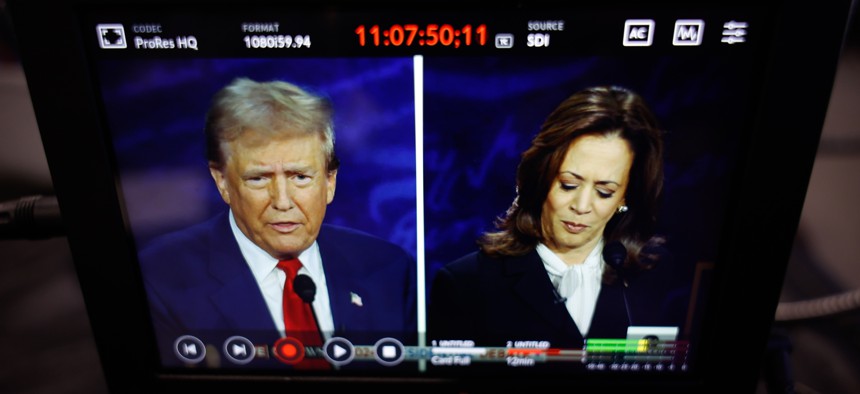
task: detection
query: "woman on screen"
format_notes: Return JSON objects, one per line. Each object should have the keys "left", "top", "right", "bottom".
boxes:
{"left": 428, "top": 85, "right": 677, "bottom": 351}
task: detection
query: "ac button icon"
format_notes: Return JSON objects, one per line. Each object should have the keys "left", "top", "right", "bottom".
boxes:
{"left": 623, "top": 19, "right": 655, "bottom": 47}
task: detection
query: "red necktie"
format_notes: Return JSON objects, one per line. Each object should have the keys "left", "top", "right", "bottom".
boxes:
{"left": 275, "top": 259, "right": 329, "bottom": 369}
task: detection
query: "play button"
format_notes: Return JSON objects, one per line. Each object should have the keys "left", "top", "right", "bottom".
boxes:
{"left": 323, "top": 337, "right": 354, "bottom": 366}
{"left": 333, "top": 344, "right": 347, "bottom": 358}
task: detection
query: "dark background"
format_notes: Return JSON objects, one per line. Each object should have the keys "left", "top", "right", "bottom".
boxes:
{"left": 1, "top": 3, "right": 859, "bottom": 394}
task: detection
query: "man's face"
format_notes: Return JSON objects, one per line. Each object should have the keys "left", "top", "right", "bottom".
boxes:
{"left": 210, "top": 130, "right": 336, "bottom": 260}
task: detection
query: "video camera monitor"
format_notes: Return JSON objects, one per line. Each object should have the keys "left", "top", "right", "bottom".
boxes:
{"left": 8, "top": 0, "right": 853, "bottom": 392}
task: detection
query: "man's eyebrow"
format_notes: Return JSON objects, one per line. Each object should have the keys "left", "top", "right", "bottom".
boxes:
{"left": 242, "top": 166, "right": 272, "bottom": 177}
{"left": 243, "top": 163, "right": 316, "bottom": 176}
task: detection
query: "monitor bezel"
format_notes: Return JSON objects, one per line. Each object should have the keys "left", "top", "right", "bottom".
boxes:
{"left": 7, "top": 0, "right": 854, "bottom": 392}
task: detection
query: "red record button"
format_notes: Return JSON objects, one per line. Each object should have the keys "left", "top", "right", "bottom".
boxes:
{"left": 273, "top": 337, "right": 305, "bottom": 365}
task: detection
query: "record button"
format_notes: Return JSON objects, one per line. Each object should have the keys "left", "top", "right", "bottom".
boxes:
{"left": 273, "top": 337, "right": 305, "bottom": 365}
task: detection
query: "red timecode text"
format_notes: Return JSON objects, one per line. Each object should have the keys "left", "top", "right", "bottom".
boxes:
{"left": 355, "top": 24, "right": 487, "bottom": 48}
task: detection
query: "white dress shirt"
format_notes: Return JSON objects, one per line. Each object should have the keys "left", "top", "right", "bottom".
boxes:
{"left": 538, "top": 239, "right": 606, "bottom": 337}
{"left": 229, "top": 210, "right": 334, "bottom": 340}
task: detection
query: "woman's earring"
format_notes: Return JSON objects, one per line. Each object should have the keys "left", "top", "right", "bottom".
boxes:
{"left": 617, "top": 205, "right": 628, "bottom": 213}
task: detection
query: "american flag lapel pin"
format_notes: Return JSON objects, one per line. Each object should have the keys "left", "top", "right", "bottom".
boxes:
{"left": 350, "top": 292, "right": 363, "bottom": 307}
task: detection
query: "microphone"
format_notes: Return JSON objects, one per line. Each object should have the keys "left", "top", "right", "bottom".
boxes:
{"left": 603, "top": 240, "right": 634, "bottom": 326}
{"left": 603, "top": 240, "right": 627, "bottom": 277}
{"left": 293, "top": 274, "right": 316, "bottom": 304}
{"left": 552, "top": 287, "right": 567, "bottom": 305}
{"left": 292, "top": 274, "right": 325, "bottom": 343}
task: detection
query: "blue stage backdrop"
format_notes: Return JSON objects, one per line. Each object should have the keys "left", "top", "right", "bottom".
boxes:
{"left": 96, "top": 57, "right": 418, "bottom": 258}
{"left": 421, "top": 54, "right": 758, "bottom": 310}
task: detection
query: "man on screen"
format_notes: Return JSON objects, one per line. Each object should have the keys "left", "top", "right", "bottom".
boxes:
{"left": 138, "top": 77, "right": 417, "bottom": 368}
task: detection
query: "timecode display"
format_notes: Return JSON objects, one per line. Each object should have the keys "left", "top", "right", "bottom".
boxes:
{"left": 355, "top": 24, "right": 487, "bottom": 48}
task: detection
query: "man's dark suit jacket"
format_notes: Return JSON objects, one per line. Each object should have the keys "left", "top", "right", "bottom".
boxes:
{"left": 428, "top": 248, "right": 682, "bottom": 351}
{"left": 138, "top": 210, "right": 417, "bottom": 368}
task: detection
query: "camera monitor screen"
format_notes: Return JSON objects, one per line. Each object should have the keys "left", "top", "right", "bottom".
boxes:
{"left": 8, "top": 0, "right": 852, "bottom": 392}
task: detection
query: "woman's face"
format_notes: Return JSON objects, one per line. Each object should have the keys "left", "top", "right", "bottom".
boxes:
{"left": 541, "top": 134, "right": 633, "bottom": 264}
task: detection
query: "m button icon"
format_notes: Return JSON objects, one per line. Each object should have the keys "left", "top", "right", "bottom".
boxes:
{"left": 623, "top": 19, "right": 655, "bottom": 47}
{"left": 673, "top": 19, "right": 705, "bottom": 46}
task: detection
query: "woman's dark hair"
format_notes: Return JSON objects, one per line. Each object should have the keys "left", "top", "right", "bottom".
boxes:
{"left": 479, "top": 85, "right": 665, "bottom": 279}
